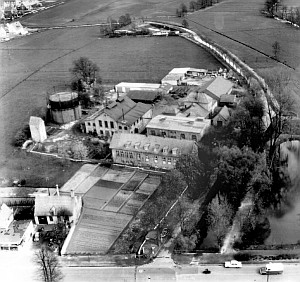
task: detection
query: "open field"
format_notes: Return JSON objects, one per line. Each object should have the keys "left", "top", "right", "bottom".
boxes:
{"left": 282, "top": 0, "right": 300, "bottom": 8}
{"left": 63, "top": 166, "right": 161, "bottom": 254}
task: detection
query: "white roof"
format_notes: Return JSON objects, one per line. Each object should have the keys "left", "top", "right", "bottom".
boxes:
{"left": 146, "top": 115, "right": 210, "bottom": 134}
{"left": 115, "top": 82, "right": 161, "bottom": 89}
{"left": 169, "top": 68, "right": 191, "bottom": 74}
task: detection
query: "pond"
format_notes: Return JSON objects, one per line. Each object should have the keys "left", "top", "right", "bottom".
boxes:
{"left": 265, "top": 141, "right": 300, "bottom": 245}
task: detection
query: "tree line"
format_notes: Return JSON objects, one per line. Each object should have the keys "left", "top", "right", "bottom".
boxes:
{"left": 176, "top": 0, "right": 218, "bottom": 17}
{"left": 263, "top": 0, "right": 300, "bottom": 26}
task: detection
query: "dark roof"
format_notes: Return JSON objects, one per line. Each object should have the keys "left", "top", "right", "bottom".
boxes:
{"left": 85, "top": 96, "right": 152, "bottom": 126}
{"left": 214, "top": 106, "right": 230, "bottom": 121}
{"left": 127, "top": 90, "right": 158, "bottom": 102}
{"left": 220, "top": 94, "right": 236, "bottom": 103}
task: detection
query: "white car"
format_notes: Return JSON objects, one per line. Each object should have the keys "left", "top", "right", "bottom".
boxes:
{"left": 224, "top": 260, "right": 242, "bottom": 268}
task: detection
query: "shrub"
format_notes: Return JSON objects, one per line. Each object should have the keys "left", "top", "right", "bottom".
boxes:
{"left": 13, "top": 125, "right": 30, "bottom": 147}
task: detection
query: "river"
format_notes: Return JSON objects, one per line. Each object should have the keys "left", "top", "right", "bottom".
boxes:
{"left": 266, "top": 140, "right": 300, "bottom": 245}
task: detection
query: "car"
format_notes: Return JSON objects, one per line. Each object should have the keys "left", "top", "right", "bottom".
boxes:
{"left": 224, "top": 260, "right": 242, "bottom": 268}
{"left": 202, "top": 268, "right": 211, "bottom": 274}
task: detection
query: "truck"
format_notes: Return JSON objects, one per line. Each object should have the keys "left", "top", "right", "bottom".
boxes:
{"left": 259, "top": 263, "right": 284, "bottom": 275}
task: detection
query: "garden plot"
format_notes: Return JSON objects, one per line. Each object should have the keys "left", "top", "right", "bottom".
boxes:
{"left": 94, "top": 179, "right": 124, "bottom": 190}
{"left": 136, "top": 175, "right": 161, "bottom": 195}
{"left": 103, "top": 190, "right": 132, "bottom": 212}
{"left": 82, "top": 196, "right": 106, "bottom": 210}
{"left": 101, "top": 168, "right": 135, "bottom": 183}
{"left": 121, "top": 171, "right": 148, "bottom": 191}
{"left": 65, "top": 208, "right": 132, "bottom": 254}
{"left": 73, "top": 176, "right": 101, "bottom": 195}
{"left": 60, "top": 164, "right": 98, "bottom": 193}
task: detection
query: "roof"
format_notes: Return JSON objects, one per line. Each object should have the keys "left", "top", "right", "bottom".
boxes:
{"left": 127, "top": 90, "right": 158, "bottom": 102}
{"left": 34, "top": 195, "right": 75, "bottom": 216}
{"left": 0, "top": 203, "right": 13, "bottom": 222}
{"left": 187, "top": 68, "right": 208, "bottom": 73}
{"left": 200, "top": 76, "right": 233, "bottom": 99}
{"left": 183, "top": 103, "right": 210, "bottom": 118}
{"left": 29, "top": 116, "right": 44, "bottom": 127}
{"left": 185, "top": 91, "right": 213, "bottom": 104}
{"left": 85, "top": 96, "right": 152, "bottom": 126}
{"left": 214, "top": 106, "right": 230, "bottom": 121}
{"left": 160, "top": 83, "right": 173, "bottom": 92}
{"left": 110, "top": 133, "right": 197, "bottom": 156}
{"left": 220, "top": 94, "right": 236, "bottom": 103}
{"left": 49, "top": 92, "right": 78, "bottom": 102}
{"left": 146, "top": 115, "right": 210, "bottom": 134}
{"left": 0, "top": 220, "right": 31, "bottom": 245}
{"left": 169, "top": 68, "right": 190, "bottom": 74}
{"left": 115, "top": 82, "right": 161, "bottom": 89}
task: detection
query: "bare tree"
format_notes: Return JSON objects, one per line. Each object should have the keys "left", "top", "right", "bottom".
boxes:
{"left": 264, "top": 70, "right": 295, "bottom": 166}
{"left": 34, "top": 247, "right": 63, "bottom": 282}
{"left": 272, "top": 41, "right": 280, "bottom": 60}
{"left": 207, "top": 195, "right": 234, "bottom": 247}
{"left": 71, "top": 141, "right": 89, "bottom": 160}
{"left": 69, "top": 57, "right": 101, "bottom": 84}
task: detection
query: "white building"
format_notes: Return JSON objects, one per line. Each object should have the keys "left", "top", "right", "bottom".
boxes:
{"left": 84, "top": 96, "right": 152, "bottom": 138}
{"left": 29, "top": 116, "right": 47, "bottom": 142}
{"left": 146, "top": 115, "right": 210, "bottom": 142}
{"left": 115, "top": 82, "right": 161, "bottom": 93}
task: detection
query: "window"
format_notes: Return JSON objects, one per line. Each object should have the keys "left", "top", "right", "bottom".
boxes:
{"left": 150, "top": 130, "right": 156, "bottom": 136}
{"left": 104, "top": 121, "right": 108, "bottom": 128}
{"left": 162, "top": 157, "right": 166, "bottom": 164}
{"left": 161, "top": 131, "right": 166, "bottom": 137}
{"left": 167, "top": 158, "right": 171, "bottom": 164}
{"left": 217, "top": 120, "right": 223, "bottom": 127}
{"left": 137, "top": 153, "right": 141, "bottom": 160}
{"left": 124, "top": 126, "right": 128, "bottom": 130}
{"left": 100, "top": 130, "right": 103, "bottom": 134}
{"left": 88, "top": 122, "right": 91, "bottom": 126}
{"left": 180, "top": 133, "right": 185, "bottom": 139}
{"left": 192, "top": 135, "right": 197, "bottom": 141}
{"left": 154, "top": 156, "right": 158, "bottom": 163}
{"left": 129, "top": 153, "right": 133, "bottom": 159}
{"left": 49, "top": 216, "right": 53, "bottom": 222}
{"left": 93, "top": 123, "right": 96, "bottom": 127}
{"left": 99, "top": 120, "right": 102, "bottom": 127}
{"left": 110, "top": 121, "right": 114, "bottom": 128}
{"left": 119, "top": 125, "right": 122, "bottom": 130}
{"left": 120, "top": 151, "right": 124, "bottom": 158}
{"left": 116, "top": 150, "right": 119, "bottom": 156}
{"left": 145, "top": 155, "right": 149, "bottom": 162}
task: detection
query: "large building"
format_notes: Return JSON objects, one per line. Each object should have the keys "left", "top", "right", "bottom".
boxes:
{"left": 199, "top": 76, "right": 233, "bottom": 101}
{"left": 146, "top": 115, "right": 210, "bottom": 142}
{"left": 110, "top": 133, "right": 198, "bottom": 170}
{"left": 115, "top": 82, "right": 161, "bottom": 93}
{"left": 84, "top": 96, "right": 152, "bottom": 137}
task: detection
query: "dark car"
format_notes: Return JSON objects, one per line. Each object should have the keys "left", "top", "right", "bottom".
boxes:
{"left": 203, "top": 269, "right": 211, "bottom": 274}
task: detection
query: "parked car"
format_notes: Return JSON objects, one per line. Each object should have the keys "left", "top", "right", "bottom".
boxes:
{"left": 203, "top": 268, "right": 211, "bottom": 274}
{"left": 224, "top": 260, "right": 242, "bottom": 268}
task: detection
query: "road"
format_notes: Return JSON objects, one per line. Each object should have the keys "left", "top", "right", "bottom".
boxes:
{"left": 61, "top": 264, "right": 300, "bottom": 282}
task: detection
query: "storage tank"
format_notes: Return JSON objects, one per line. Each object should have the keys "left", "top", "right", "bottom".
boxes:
{"left": 49, "top": 91, "right": 81, "bottom": 124}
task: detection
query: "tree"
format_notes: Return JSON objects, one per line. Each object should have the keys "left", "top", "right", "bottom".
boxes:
{"left": 14, "top": 126, "right": 30, "bottom": 147}
{"left": 69, "top": 57, "right": 101, "bottom": 84}
{"left": 180, "top": 3, "right": 188, "bottom": 16}
{"left": 207, "top": 195, "right": 234, "bottom": 247}
{"left": 71, "top": 141, "right": 89, "bottom": 160}
{"left": 264, "top": 70, "right": 295, "bottom": 166}
{"left": 34, "top": 247, "right": 63, "bottom": 282}
{"left": 182, "top": 19, "right": 189, "bottom": 28}
{"left": 272, "top": 41, "right": 280, "bottom": 60}
{"left": 189, "top": 1, "right": 198, "bottom": 11}
{"left": 118, "top": 14, "right": 131, "bottom": 27}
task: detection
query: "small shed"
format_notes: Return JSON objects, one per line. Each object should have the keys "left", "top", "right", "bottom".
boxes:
{"left": 29, "top": 116, "right": 47, "bottom": 142}
{"left": 212, "top": 106, "right": 230, "bottom": 127}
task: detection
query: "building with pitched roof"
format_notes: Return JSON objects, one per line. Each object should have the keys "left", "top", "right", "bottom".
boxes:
{"left": 146, "top": 115, "right": 210, "bottom": 142}
{"left": 212, "top": 106, "right": 231, "bottom": 127}
{"left": 200, "top": 76, "right": 233, "bottom": 101}
{"left": 127, "top": 90, "right": 159, "bottom": 104}
{"left": 115, "top": 82, "right": 161, "bottom": 93}
{"left": 84, "top": 96, "right": 152, "bottom": 138}
{"left": 34, "top": 193, "right": 82, "bottom": 225}
{"left": 219, "top": 94, "right": 237, "bottom": 108}
{"left": 110, "top": 133, "right": 198, "bottom": 170}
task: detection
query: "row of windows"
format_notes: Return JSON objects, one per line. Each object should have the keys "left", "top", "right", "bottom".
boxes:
{"left": 86, "top": 121, "right": 128, "bottom": 131}
{"left": 115, "top": 150, "right": 176, "bottom": 165}
{"left": 149, "top": 130, "right": 197, "bottom": 141}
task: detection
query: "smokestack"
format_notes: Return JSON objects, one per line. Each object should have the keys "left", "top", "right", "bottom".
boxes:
{"left": 56, "top": 184, "right": 60, "bottom": 196}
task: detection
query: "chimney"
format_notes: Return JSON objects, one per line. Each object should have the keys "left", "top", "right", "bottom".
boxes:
{"left": 56, "top": 184, "right": 60, "bottom": 196}
{"left": 70, "top": 189, "right": 74, "bottom": 198}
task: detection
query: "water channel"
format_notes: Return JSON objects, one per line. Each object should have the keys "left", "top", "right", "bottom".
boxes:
{"left": 266, "top": 140, "right": 300, "bottom": 245}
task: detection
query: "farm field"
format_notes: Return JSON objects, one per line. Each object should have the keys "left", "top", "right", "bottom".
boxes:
{"left": 63, "top": 165, "right": 161, "bottom": 254}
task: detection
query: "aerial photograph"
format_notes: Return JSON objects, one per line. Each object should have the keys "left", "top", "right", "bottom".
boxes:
{"left": 0, "top": 0, "right": 300, "bottom": 281}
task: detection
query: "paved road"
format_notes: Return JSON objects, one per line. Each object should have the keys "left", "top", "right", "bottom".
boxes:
{"left": 61, "top": 264, "right": 300, "bottom": 282}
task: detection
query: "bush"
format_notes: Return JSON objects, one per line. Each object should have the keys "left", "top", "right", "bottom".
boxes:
{"left": 234, "top": 253, "right": 252, "bottom": 261}
{"left": 13, "top": 124, "right": 30, "bottom": 147}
